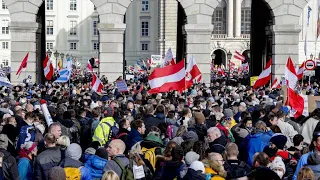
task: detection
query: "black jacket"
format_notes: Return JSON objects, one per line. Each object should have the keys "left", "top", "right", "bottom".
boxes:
{"left": 143, "top": 114, "right": 164, "bottom": 132}
{"left": 0, "top": 148, "right": 19, "bottom": 180}
{"left": 34, "top": 146, "right": 63, "bottom": 180}
{"left": 182, "top": 168, "right": 206, "bottom": 180}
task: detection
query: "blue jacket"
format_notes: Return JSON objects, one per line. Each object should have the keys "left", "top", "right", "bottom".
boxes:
{"left": 18, "top": 158, "right": 33, "bottom": 180}
{"left": 84, "top": 154, "right": 108, "bottom": 179}
{"left": 127, "top": 128, "right": 143, "bottom": 150}
{"left": 60, "top": 157, "right": 92, "bottom": 180}
{"left": 293, "top": 152, "right": 312, "bottom": 180}
{"left": 244, "top": 130, "right": 274, "bottom": 166}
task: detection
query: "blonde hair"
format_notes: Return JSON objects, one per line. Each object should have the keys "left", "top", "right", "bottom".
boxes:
{"left": 297, "top": 167, "right": 315, "bottom": 180}
{"left": 101, "top": 170, "right": 119, "bottom": 180}
{"left": 56, "top": 135, "right": 70, "bottom": 148}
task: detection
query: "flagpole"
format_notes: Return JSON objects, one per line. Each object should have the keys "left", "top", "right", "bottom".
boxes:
{"left": 184, "top": 57, "right": 187, "bottom": 101}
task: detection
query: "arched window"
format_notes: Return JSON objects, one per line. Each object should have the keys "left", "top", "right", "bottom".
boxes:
{"left": 241, "top": 0, "right": 251, "bottom": 35}
{"left": 212, "top": 0, "right": 226, "bottom": 34}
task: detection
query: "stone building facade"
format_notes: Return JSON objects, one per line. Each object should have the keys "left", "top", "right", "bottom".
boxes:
{"left": 5, "top": 0, "right": 311, "bottom": 84}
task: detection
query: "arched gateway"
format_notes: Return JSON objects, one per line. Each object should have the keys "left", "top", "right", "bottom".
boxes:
{"left": 5, "top": 0, "right": 310, "bottom": 84}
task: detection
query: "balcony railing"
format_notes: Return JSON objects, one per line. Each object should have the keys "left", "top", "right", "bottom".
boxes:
{"left": 211, "top": 34, "right": 251, "bottom": 40}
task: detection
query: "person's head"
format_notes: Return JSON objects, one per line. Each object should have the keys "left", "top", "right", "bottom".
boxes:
{"left": 207, "top": 127, "right": 221, "bottom": 142}
{"left": 131, "top": 120, "right": 145, "bottom": 135}
{"left": 25, "top": 104, "right": 34, "bottom": 112}
{"left": 144, "top": 104, "right": 154, "bottom": 115}
{"left": 310, "top": 132, "right": 320, "bottom": 152}
{"left": 6, "top": 117, "right": 17, "bottom": 127}
{"left": 269, "top": 134, "right": 287, "bottom": 150}
{"left": 127, "top": 101, "right": 134, "bottom": 110}
{"left": 164, "top": 141, "right": 177, "bottom": 157}
{"left": 297, "top": 166, "right": 315, "bottom": 180}
{"left": 208, "top": 152, "right": 224, "bottom": 166}
{"left": 182, "top": 108, "right": 192, "bottom": 118}
{"left": 226, "top": 143, "right": 239, "bottom": 159}
{"left": 101, "top": 170, "right": 119, "bottom": 180}
{"left": 56, "top": 135, "right": 71, "bottom": 149}
{"left": 252, "top": 152, "right": 270, "bottom": 168}
{"left": 148, "top": 126, "right": 161, "bottom": 137}
{"left": 119, "top": 118, "right": 131, "bottom": 131}
{"left": 268, "top": 114, "right": 278, "bottom": 126}
{"left": 176, "top": 125, "right": 187, "bottom": 137}
{"left": 20, "top": 142, "right": 38, "bottom": 158}
{"left": 276, "top": 110, "right": 286, "bottom": 121}
{"left": 293, "top": 134, "right": 304, "bottom": 149}
{"left": 241, "top": 117, "right": 253, "bottom": 129}
{"left": 255, "top": 121, "right": 267, "bottom": 131}
{"left": 0, "top": 134, "right": 8, "bottom": 150}
{"left": 44, "top": 133, "right": 56, "bottom": 148}
{"left": 107, "top": 139, "right": 126, "bottom": 157}
{"left": 48, "top": 167, "right": 66, "bottom": 180}
{"left": 270, "top": 156, "right": 286, "bottom": 179}
{"left": 171, "top": 145, "right": 184, "bottom": 162}
{"left": 66, "top": 143, "right": 82, "bottom": 160}
{"left": 48, "top": 122, "right": 62, "bottom": 139}
{"left": 92, "top": 107, "right": 101, "bottom": 119}
{"left": 24, "top": 112, "right": 35, "bottom": 125}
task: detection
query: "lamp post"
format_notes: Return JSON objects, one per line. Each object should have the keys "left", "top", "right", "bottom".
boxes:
{"left": 227, "top": 51, "right": 232, "bottom": 82}
{"left": 54, "top": 50, "right": 60, "bottom": 69}
{"left": 60, "top": 53, "right": 64, "bottom": 68}
{"left": 47, "top": 49, "right": 52, "bottom": 58}
{"left": 211, "top": 53, "right": 216, "bottom": 64}
{"left": 310, "top": 54, "right": 314, "bottom": 60}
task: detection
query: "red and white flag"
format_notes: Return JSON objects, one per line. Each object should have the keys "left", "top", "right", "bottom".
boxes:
{"left": 16, "top": 52, "right": 29, "bottom": 77}
{"left": 95, "top": 58, "right": 99, "bottom": 65}
{"left": 271, "top": 78, "right": 281, "bottom": 89}
{"left": 234, "top": 51, "right": 245, "bottom": 63}
{"left": 185, "top": 56, "right": 202, "bottom": 89}
{"left": 217, "top": 67, "right": 227, "bottom": 76}
{"left": 92, "top": 74, "right": 103, "bottom": 93}
{"left": 296, "top": 61, "right": 305, "bottom": 80}
{"left": 253, "top": 58, "right": 272, "bottom": 89}
{"left": 148, "top": 60, "right": 185, "bottom": 94}
{"left": 285, "top": 57, "right": 304, "bottom": 118}
{"left": 87, "top": 59, "right": 93, "bottom": 71}
{"left": 43, "top": 54, "right": 54, "bottom": 80}
{"left": 162, "top": 48, "right": 176, "bottom": 67}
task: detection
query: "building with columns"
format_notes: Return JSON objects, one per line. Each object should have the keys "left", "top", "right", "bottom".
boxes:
{"left": 1, "top": 0, "right": 316, "bottom": 84}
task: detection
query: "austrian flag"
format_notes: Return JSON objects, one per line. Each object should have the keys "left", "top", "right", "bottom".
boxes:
{"left": 92, "top": 74, "right": 103, "bottom": 93}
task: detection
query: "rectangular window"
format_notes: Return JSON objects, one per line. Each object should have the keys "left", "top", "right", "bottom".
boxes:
{"left": 2, "top": 59, "right": 8, "bottom": 67}
{"left": 141, "top": 43, "right": 148, "bottom": 51}
{"left": 70, "top": 20, "right": 77, "bottom": 35}
{"left": 2, "top": 19, "right": 8, "bottom": 34}
{"left": 46, "top": 42, "right": 53, "bottom": 50}
{"left": 241, "top": 9, "right": 251, "bottom": 34}
{"left": 93, "top": 42, "right": 99, "bottom": 50}
{"left": 47, "top": 0, "right": 53, "bottom": 10}
{"left": 142, "top": 0, "right": 149, "bottom": 12}
{"left": 93, "top": 20, "right": 98, "bottom": 35}
{"left": 2, "top": 0, "right": 7, "bottom": 9}
{"left": 70, "top": 0, "right": 77, "bottom": 11}
{"left": 141, "top": 21, "right": 149, "bottom": 36}
{"left": 70, "top": 42, "right": 77, "bottom": 50}
{"left": 46, "top": 20, "right": 53, "bottom": 35}
{"left": 2, "top": 42, "right": 8, "bottom": 49}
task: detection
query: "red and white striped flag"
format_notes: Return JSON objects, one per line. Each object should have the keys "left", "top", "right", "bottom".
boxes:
{"left": 185, "top": 56, "right": 202, "bottom": 89}
{"left": 148, "top": 60, "right": 185, "bottom": 94}
{"left": 296, "top": 61, "right": 305, "bottom": 80}
{"left": 43, "top": 54, "right": 54, "bottom": 80}
{"left": 92, "top": 74, "right": 103, "bottom": 93}
{"left": 234, "top": 51, "right": 245, "bottom": 63}
{"left": 253, "top": 58, "right": 272, "bottom": 89}
{"left": 285, "top": 57, "right": 304, "bottom": 118}
{"left": 271, "top": 78, "right": 281, "bottom": 89}
{"left": 87, "top": 59, "right": 93, "bottom": 71}
{"left": 217, "top": 67, "right": 227, "bottom": 76}
{"left": 162, "top": 48, "right": 176, "bottom": 67}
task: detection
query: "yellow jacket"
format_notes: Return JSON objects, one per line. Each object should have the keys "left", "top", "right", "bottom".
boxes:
{"left": 92, "top": 117, "right": 117, "bottom": 145}
{"left": 205, "top": 167, "right": 225, "bottom": 180}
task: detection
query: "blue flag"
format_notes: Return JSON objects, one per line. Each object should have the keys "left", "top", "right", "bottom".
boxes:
{"left": 54, "top": 68, "right": 70, "bottom": 83}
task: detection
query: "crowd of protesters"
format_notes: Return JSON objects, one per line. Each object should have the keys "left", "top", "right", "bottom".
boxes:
{"left": 1, "top": 74, "right": 320, "bottom": 180}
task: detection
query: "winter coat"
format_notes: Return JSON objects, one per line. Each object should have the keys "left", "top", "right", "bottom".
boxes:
{"left": 126, "top": 128, "right": 143, "bottom": 150}
{"left": 301, "top": 117, "right": 319, "bottom": 144}
{"left": 182, "top": 168, "right": 206, "bottom": 180}
{"left": 306, "top": 152, "right": 320, "bottom": 180}
{"left": 285, "top": 117, "right": 301, "bottom": 134}
{"left": 223, "top": 160, "right": 251, "bottom": 179}
{"left": 0, "top": 148, "right": 19, "bottom": 180}
{"left": 247, "top": 166, "right": 281, "bottom": 180}
{"left": 161, "top": 161, "right": 186, "bottom": 180}
{"left": 209, "top": 135, "right": 228, "bottom": 154}
{"left": 205, "top": 167, "right": 225, "bottom": 180}
{"left": 18, "top": 157, "right": 33, "bottom": 180}
{"left": 84, "top": 154, "right": 108, "bottom": 179}
{"left": 92, "top": 117, "right": 116, "bottom": 146}
{"left": 277, "top": 120, "right": 298, "bottom": 148}
{"left": 194, "top": 124, "right": 208, "bottom": 141}
{"left": 141, "top": 134, "right": 164, "bottom": 149}
{"left": 34, "top": 146, "right": 62, "bottom": 180}
{"left": 60, "top": 157, "right": 92, "bottom": 180}
{"left": 103, "top": 155, "right": 129, "bottom": 178}
{"left": 58, "top": 118, "right": 80, "bottom": 144}
{"left": 144, "top": 114, "right": 165, "bottom": 131}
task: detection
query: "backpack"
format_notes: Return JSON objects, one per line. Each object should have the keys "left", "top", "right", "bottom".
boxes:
{"left": 224, "top": 161, "right": 250, "bottom": 179}
{"left": 60, "top": 122, "right": 80, "bottom": 144}
{"left": 141, "top": 147, "right": 161, "bottom": 170}
{"left": 80, "top": 118, "right": 94, "bottom": 150}
{"left": 114, "top": 158, "right": 134, "bottom": 180}
{"left": 64, "top": 167, "right": 82, "bottom": 180}
{"left": 17, "top": 125, "right": 36, "bottom": 151}
{"left": 112, "top": 132, "right": 128, "bottom": 140}
{"left": 104, "top": 121, "right": 119, "bottom": 140}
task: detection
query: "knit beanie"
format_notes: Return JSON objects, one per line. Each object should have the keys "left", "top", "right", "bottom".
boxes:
{"left": 270, "top": 156, "right": 286, "bottom": 174}
{"left": 182, "top": 131, "right": 199, "bottom": 142}
{"left": 189, "top": 161, "right": 205, "bottom": 174}
{"left": 66, "top": 143, "right": 82, "bottom": 160}
{"left": 270, "top": 134, "right": 287, "bottom": 150}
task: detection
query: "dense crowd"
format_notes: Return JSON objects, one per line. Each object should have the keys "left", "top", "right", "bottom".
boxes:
{"left": 1, "top": 76, "right": 320, "bottom": 180}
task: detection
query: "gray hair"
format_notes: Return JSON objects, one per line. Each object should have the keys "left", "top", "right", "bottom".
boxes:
{"left": 207, "top": 127, "right": 221, "bottom": 137}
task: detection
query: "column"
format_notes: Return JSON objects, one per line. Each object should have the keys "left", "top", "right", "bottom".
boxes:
{"left": 159, "top": 0, "right": 165, "bottom": 56}
{"left": 235, "top": 0, "right": 241, "bottom": 37}
{"left": 227, "top": 0, "right": 234, "bottom": 38}
{"left": 272, "top": 24, "right": 301, "bottom": 79}
{"left": 98, "top": 23, "right": 126, "bottom": 81}
{"left": 10, "top": 22, "right": 39, "bottom": 84}
{"left": 164, "top": 0, "right": 178, "bottom": 54}
{"left": 185, "top": 24, "right": 214, "bottom": 84}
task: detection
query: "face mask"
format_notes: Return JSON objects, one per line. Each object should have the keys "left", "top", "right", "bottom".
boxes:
{"left": 127, "top": 127, "right": 131, "bottom": 131}
{"left": 274, "top": 170, "right": 284, "bottom": 179}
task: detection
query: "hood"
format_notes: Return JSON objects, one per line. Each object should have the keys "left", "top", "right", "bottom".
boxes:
{"left": 61, "top": 157, "right": 83, "bottom": 168}
{"left": 85, "top": 154, "right": 108, "bottom": 170}
{"left": 59, "top": 118, "right": 74, "bottom": 128}
{"left": 212, "top": 135, "right": 228, "bottom": 147}
{"left": 141, "top": 134, "right": 164, "bottom": 148}
{"left": 184, "top": 168, "right": 206, "bottom": 180}
{"left": 308, "top": 153, "right": 320, "bottom": 165}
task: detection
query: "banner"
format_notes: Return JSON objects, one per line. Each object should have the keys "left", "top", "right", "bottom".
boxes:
{"left": 150, "top": 55, "right": 162, "bottom": 67}
{"left": 250, "top": 76, "right": 259, "bottom": 86}
{"left": 116, "top": 80, "right": 128, "bottom": 92}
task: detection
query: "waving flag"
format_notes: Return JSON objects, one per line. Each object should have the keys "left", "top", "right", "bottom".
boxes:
{"left": 87, "top": 59, "right": 93, "bottom": 71}
{"left": 185, "top": 56, "right": 202, "bottom": 89}
{"left": 253, "top": 58, "right": 272, "bottom": 89}
{"left": 0, "top": 69, "right": 11, "bottom": 88}
{"left": 54, "top": 68, "right": 71, "bottom": 83}
{"left": 234, "top": 51, "right": 245, "bottom": 63}
{"left": 297, "top": 61, "right": 305, "bottom": 80}
{"left": 43, "top": 54, "right": 54, "bottom": 80}
{"left": 92, "top": 73, "right": 103, "bottom": 93}
{"left": 58, "top": 59, "right": 62, "bottom": 70}
{"left": 271, "top": 78, "right": 281, "bottom": 89}
{"left": 66, "top": 57, "right": 72, "bottom": 71}
{"left": 162, "top": 48, "right": 176, "bottom": 67}
{"left": 16, "top": 52, "right": 29, "bottom": 78}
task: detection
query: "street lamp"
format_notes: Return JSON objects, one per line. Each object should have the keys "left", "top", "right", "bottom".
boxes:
{"left": 54, "top": 50, "right": 60, "bottom": 69}
{"left": 47, "top": 49, "right": 52, "bottom": 57}
{"left": 66, "top": 54, "right": 69, "bottom": 60}
{"left": 227, "top": 51, "right": 232, "bottom": 82}
{"left": 211, "top": 53, "right": 216, "bottom": 64}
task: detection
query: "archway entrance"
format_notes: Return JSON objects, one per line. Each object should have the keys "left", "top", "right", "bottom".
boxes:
{"left": 176, "top": 2, "right": 187, "bottom": 62}
{"left": 242, "top": 50, "right": 250, "bottom": 63}
{"left": 36, "top": 2, "right": 45, "bottom": 84}
{"left": 250, "top": 0, "right": 274, "bottom": 76}
{"left": 213, "top": 49, "right": 226, "bottom": 66}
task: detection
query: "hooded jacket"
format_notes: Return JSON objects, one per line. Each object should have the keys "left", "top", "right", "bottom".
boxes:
{"left": 92, "top": 117, "right": 116, "bottom": 146}
{"left": 127, "top": 128, "right": 143, "bottom": 150}
{"left": 0, "top": 148, "right": 19, "bottom": 180}
{"left": 182, "top": 168, "right": 206, "bottom": 180}
{"left": 58, "top": 118, "right": 80, "bottom": 144}
{"left": 161, "top": 160, "right": 185, "bottom": 180}
{"left": 84, "top": 154, "right": 108, "bottom": 179}
{"left": 307, "top": 152, "right": 320, "bottom": 180}
{"left": 60, "top": 157, "right": 92, "bottom": 180}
